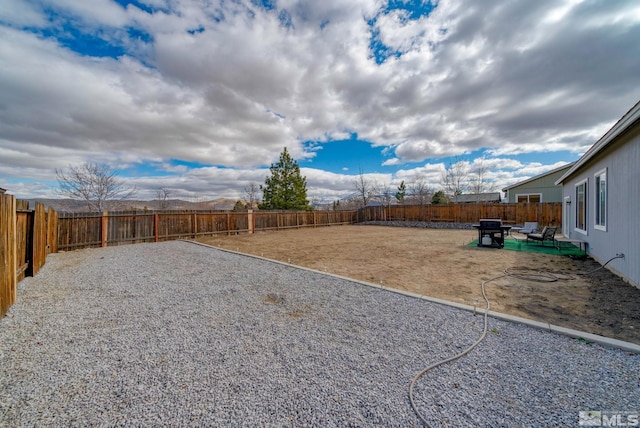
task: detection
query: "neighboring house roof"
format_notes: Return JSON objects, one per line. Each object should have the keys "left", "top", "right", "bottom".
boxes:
{"left": 502, "top": 162, "right": 575, "bottom": 191}
{"left": 455, "top": 193, "right": 501, "bottom": 203}
{"left": 0, "top": 187, "right": 6, "bottom": 194}
{"left": 556, "top": 100, "right": 640, "bottom": 184}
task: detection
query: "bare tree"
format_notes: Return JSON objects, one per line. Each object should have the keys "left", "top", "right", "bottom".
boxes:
{"left": 441, "top": 158, "right": 469, "bottom": 202}
{"left": 377, "top": 182, "right": 394, "bottom": 207}
{"left": 156, "top": 187, "right": 171, "bottom": 210}
{"left": 353, "top": 169, "right": 376, "bottom": 208}
{"left": 243, "top": 183, "right": 261, "bottom": 209}
{"left": 469, "top": 157, "right": 496, "bottom": 200}
{"left": 407, "top": 176, "right": 433, "bottom": 206}
{"left": 56, "top": 162, "right": 136, "bottom": 212}
{"left": 338, "top": 196, "right": 359, "bottom": 210}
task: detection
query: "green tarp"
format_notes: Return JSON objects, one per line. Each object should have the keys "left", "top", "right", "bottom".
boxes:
{"left": 468, "top": 238, "right": 586, "bottom": 257}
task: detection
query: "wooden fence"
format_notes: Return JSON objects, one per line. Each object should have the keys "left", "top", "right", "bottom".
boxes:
{"left": 2, "top": 199, "right": 563, "bottom": 317}
{"left": 56, "top": 203, "right": 561, "bottom": 252}
{"left": 1, "top": 194, "right": 58, "bottom": 317}
{"left": 359, "top": 202, "right": 563, "bottom": 227}
{"left": 58, "top": 209, "right": 358, "bottom": 251}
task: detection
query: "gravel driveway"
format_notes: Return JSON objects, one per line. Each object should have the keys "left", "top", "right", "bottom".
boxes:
{"left": 1, "top": 241, "right": 638, "bottom": 427}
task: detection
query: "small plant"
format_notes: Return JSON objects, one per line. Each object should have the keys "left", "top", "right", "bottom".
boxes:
{"left": 490, "top": 328, "right": 500, "bottom": 335}
{"left": 576, "top": 337, "right": 594, "bottom": 345}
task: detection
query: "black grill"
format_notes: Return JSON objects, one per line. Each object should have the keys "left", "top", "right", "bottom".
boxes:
{"left": 473, "top": 219, "right": 511, "bottom": 248}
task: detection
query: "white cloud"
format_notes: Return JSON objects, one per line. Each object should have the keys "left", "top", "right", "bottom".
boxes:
{"left": 0, "top": 0, "right": 47, "bottom": 27}
{"left": 43, "top": 0, "right": 130, "bottom": 27}
{"left": 1, "top": 0, "right": 639, "bottom": 201}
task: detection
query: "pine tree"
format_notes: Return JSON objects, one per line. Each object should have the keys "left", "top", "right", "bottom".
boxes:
{"left": 395, "top": 180, "right": 406, "bottom": 203}
{"left": 259, "top": 148, "right": 311, "bottom": 210}
{"left": 431, "top": 190, "right": 449, "bottom": 204}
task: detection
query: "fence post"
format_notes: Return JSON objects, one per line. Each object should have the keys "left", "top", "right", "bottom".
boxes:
{"left": 193, "top": 212, "right": 198, "bottom": 238}
{"left": 248, "top": 210, "right": 254, "bottom": 234}
{"left": 101, "top": 211, "right": 108, "bottom": 247}
{"left": 1, "top": 193, "right": 17, "bottom": 317}
{"left": 154, "top": 213, "right": 159, "bottom": 242}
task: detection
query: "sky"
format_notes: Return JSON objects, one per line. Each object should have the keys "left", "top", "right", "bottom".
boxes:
{"left": 1, "top": 0, "right": 639, "bottom": 204}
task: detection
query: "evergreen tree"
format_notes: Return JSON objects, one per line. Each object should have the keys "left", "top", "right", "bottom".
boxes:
{"left": 395, "top": 180, "right": 406, "bottom": 203}
{"left": 431, "top": 190, "right": 449, "bottom": 204}
{"left": 259, "top": 148, "right": 311, "bottom": 210}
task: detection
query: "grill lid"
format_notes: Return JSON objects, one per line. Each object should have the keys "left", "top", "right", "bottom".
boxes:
{"left": 478, "top": 218, "right": 502, "bottom": 228}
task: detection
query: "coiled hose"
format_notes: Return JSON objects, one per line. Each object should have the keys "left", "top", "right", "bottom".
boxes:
{"left": 408, "top": 254, "right": 625, "bottom": 426}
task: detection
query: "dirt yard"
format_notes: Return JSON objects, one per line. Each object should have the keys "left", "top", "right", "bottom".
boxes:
{"left": 197, "top": 225, "right": 640, "bottom": 344}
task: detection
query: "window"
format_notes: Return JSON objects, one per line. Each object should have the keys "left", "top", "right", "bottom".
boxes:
{"left": 595, "top": 169, "right": 607, "bottom": 230}
{"left": 516, "top": 194, "right": 541, "bottom": 203}
{"left": 575, "top": 179, "right": 587, "bottom": 234}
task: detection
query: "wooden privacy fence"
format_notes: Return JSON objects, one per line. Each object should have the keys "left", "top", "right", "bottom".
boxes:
{"left": 58, "top": 209, "right": 358, "bottom": 251}
{"left": 359, "top": 203, "right": 563, "bottom": 227}
{"left": 1, "top": 194, "right": 58, "bottom": 317}
{"left": 2, "top": 199, "right": 562, "bottom": 317}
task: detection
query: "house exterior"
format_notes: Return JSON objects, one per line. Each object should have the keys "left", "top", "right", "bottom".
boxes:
{"left": 502, "top": 163, "right": 574, "bottom": 203}
{"left": 556, "top": 101, "right": 640, "bottom": 288}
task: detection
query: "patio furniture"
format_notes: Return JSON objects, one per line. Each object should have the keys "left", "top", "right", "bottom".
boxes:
{"left": 510, "top": 221, "right": 538, "bottom": 236}
{"left": 518, "top": 222, "right": 538, "bottom": 234}
{"left": 526, "top": 226, "right": 557, "bottom": 246}
{"left": 554, "top": 235, "right": 588, "bottom": 253}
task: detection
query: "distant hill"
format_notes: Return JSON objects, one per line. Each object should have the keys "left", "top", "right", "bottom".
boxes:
{"left": 26, "top": 198, "right": 239, "bottom": 213}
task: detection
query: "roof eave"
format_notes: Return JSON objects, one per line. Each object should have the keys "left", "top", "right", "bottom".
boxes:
{"left": 556, "top": 100, "right": 640, "bottom": 185}
{"left": 502, "top": 162, "right": 574, "bottom": 192}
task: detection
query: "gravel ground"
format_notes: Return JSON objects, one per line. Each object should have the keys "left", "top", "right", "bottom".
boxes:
{"left": 0, "top": 241, "right": 638, "bottom": 427}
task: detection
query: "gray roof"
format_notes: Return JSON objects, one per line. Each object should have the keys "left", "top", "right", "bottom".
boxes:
{"left": 556, "top": 100, "right": 640, "bottom": 184}
{"left": 455, "top": 193, "right": 501, "bottom": 203}
{"left": 502, "top": 162, "right": 574, "bottom": 191}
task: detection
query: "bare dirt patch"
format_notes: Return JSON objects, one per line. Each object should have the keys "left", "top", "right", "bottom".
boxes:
{"left": 197, "top": 225, "right": 640, "bottom": 344}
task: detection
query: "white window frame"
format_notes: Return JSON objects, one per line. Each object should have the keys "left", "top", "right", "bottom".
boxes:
{"left": 515, "top": 193, "right": 542, "bottom": 203}
{"left": 594, "top": 168, "right": 607, "bottom": 231}
{"left": 575, "top": 179, "right": 588, "bottom": 235}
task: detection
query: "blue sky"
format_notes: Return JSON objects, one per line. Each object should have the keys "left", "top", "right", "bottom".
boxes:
{"left": 1, "top": 0, "right": 639, "bottom": 204}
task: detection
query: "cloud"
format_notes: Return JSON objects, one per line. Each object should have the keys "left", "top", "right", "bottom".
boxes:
{"left": 0, "top": 0, "right": 47, "bottom": 27}
{"left": 1, "top": 0, "right": 639, "bottom": 201}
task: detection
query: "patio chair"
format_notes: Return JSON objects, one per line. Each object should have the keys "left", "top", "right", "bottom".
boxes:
{"left": 526, "top": 226, "right": 557, "bottom": 246}
{"left": 518, "top": 222, "right": 538, "bottom": 234}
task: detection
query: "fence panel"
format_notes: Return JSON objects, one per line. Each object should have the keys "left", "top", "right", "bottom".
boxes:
{"left": 228, "top": 212, "right": 249, "bottom": 233}
{"left": 15, "top": 209, "right": 32, "bottom": 282}
{"left": 58, "top": 213, "right": 102, "bottom": 249}
{"left": 107, "top": 212, "right": 155, "bottom": 245}
{"left": 0, "top": 193, "right": 16, "bottom": 317}
{"left": 157, "top": 212, "right": 192, "bottom": 240}
{"left": 254, "top": 212, "right": 279, "bottom": 231}
{"left": 57, "top": 209, "right": 359, "bottom": 251}
{"left": 31, "top": 203, "right": 48, "bottom": 277}
{"left": 47, "top": 207, "right": 59, "bottom": 254}
{"left": 361, "top": 203, "right": 562, "bottom": 226}
{"left": 1, "top": 197, "right": 58, "bottom": 318}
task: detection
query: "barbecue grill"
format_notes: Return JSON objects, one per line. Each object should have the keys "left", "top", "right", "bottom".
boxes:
{"left": 472, "top": 219, "right": 511, "bottom": 248}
